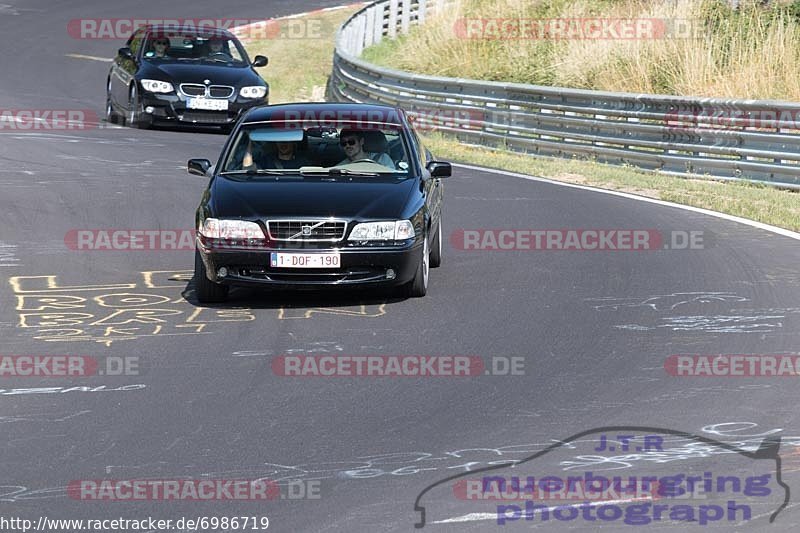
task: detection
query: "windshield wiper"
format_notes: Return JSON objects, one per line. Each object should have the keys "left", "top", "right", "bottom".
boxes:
{"left": 218, "top": 169, "right": 299, "bottom": 178}
{"left": 299, "top": 167, "right": 380, "bottom": 177}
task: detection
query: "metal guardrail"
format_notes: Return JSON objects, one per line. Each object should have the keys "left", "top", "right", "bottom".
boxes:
{"left": 329, "top": 0, "right": 800, "bottom": 189}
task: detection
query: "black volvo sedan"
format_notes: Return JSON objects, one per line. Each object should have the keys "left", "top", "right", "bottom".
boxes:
{"left": 106, "top": 25, "right": 269, "bottom": 129}
{"left": 188, "top": 103, "right": 451, "bottom": 302}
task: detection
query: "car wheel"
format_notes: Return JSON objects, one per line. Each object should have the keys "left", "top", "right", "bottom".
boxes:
{"left": 194, "top": 249, "right": 229, "bottom": 303}
{"left": 127, "top": 84, "right": 150, "bottom": 129}
{"left": 105, "top": 79, "right": 120, "bottom": 125}
{"left": 429, "top": 218, "right": 442, "bottom": 268}
{"left": 105, "top": 96, "right": 119, "bottom": 125}
{"left": 404, "top": 234, "right": 429, "bottom": 298}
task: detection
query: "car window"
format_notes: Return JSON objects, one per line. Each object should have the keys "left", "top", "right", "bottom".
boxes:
{"left": 141, "top": 31, "right": 248, "bottom": 63}
{"left": 128, "top": 29, "right": 144, "bottom": 57}
{"left": 197, "top": 38, "right": 246, "bottom": 63}
{"left": 222, "top": 123, "right": 411, "bottom": 174}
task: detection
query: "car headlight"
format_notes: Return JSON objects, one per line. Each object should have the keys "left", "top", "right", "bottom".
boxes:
{"left": 239, "top": 86, "right": 267, "bottom": 98}
{"left": 348, "top": 220, "right": 415, "bottom": 241}
{"left": 200, "top": 218, "right": 267, "bottom": 243}
{"left": 140, "top": 79, "right": 174, "bottom": 93}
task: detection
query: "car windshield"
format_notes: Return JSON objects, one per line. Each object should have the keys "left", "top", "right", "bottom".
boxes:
{"left": 143, "top": 31, "right": 247, "bottom": 64}
{"left": 220, "top": 122, "right": 412, "bottom": 175}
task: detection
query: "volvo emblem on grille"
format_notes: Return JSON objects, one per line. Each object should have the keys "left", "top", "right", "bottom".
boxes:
{"left": 301, "top": 225, "right": 312, "bottom": 236}
{"left": 204, "top": 79, "right": 211, "bottom": 84}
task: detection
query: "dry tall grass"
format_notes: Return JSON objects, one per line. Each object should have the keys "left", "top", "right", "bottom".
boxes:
{"left": 362, "top": 0, "right": 800, "bottom": 99}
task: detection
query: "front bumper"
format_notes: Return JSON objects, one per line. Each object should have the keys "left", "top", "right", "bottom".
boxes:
{"left": 196, "top": 240, "right": 422, "bottom": 290}
{"left": 140, "top": 92, "right": 267, "bottom": 125}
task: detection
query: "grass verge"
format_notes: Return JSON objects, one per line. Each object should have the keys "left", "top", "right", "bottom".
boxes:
{"left": 245, "top": 6, "right": 362, "bottom": 103}
{"left": 362, "top": 0, "right": 800, "bottom": 101}
{"left": 423, "top": 133, "right": 800, "bottom": 232}
{"left": 242, "top": 4, "right": 800, "bottom": 233}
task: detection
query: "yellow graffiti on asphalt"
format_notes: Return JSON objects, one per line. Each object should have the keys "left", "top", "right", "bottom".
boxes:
{"left": 8, "top": 270, "right": 386, "bottom": 345}
{"left": 10, "top": 270, "right": 252, "bottom": 347}
{"left": 277, "top": 304, "right": 386, "bottom": 320}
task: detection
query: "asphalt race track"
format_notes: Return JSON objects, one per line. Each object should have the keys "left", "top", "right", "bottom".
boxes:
{"left": 2, "top": 0, "right": 800, "bottom": 532}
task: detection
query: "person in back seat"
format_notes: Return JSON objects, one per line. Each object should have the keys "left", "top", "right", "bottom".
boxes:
{"left": 337, "top": 129, "right": 394, "bottom": 168}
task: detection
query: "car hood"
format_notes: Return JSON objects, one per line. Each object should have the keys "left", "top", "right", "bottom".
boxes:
{"left": 141, "top": 63, "right": 262, "bottom": 86}
{"left": 211, "top": 177, "right": 417, "bottom": 220}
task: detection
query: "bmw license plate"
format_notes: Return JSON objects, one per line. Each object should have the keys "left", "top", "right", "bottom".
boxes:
{"left": 186, "top": 98, "right": 228, "bottom": 111}
{"left": 270, "top": 252, "right": 340, "bottom": 269}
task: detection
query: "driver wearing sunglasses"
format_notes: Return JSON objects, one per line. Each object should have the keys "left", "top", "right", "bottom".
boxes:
{"left": 337, "top": 129, "right": 394, "bottom": 168}
{"left": 148, "top": 37, "right": 170, "bottom": 58}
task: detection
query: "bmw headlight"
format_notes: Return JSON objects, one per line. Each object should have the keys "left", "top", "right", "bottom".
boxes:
{"left": 239, "top": 86, "right": 267, "bottom": 98}
{"left": 140, "top": 79, "right": 174, "bottom": 93}
{"left": 348, "top": 220, "right": 415, "bottom": 241}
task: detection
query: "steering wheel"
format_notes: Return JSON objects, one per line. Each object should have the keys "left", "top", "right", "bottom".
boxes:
{"left": 347, "top": 158, "right": 378, "bottom": 164}
{"left": 208, "top": 52, "right": 231, "bottom": 60}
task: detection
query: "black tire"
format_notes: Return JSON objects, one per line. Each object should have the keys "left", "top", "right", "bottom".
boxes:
{"left": 194, "top": 249, "right": 229, "bottom": 303}
{"left": 429, "top": 217, "right": 442, "bottom": 268}
{"left": 404, "top": 234, "right": 429, "bottom": 298}
{"left": 105, "top": 96, "right": 119, "bottom": 125}
{"left": 127, "top": 84, "right": 150, "bottom": 129}
{"left": 105, "top": 79, "right": 120, "bottom": 125}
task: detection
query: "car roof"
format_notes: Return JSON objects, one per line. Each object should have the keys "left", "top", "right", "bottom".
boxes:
{"left": 242, "top": 103, "right": 406, "bottom": 125}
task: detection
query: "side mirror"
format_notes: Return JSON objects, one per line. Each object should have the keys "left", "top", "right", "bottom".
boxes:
{"left": 188, "top": 158, "right": 212, "bottom": 176}
{"left": 118, "top": 47, "right": 134, "bottom": 60}
{"left": 252, "top": 55, "right": 268, "bottom": 67}
{"left": 426, "top": 161, "right": 451, "bottom": 178}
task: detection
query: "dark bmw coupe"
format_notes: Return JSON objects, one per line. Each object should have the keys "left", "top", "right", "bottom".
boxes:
{"left": 188, "top": 102, "right": 452, "bottom": 302}
{"left": 106, "top": 25, "right": 269, "bottom": 129}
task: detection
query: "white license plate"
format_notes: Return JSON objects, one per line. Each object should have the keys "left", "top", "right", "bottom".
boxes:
{"left": 186, "top": 98, "right": 229, "bottom": 111}
{"left": 270, "top": 252, "right": 340, "bottom": 269}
